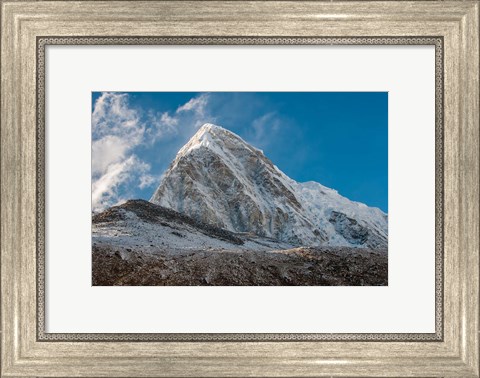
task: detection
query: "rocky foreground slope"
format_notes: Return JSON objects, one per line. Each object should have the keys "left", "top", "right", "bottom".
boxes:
{"left": 92, "top": 200, "right": 387, "bottom": 286}
{"left": 151, "top": 123, "right": 387, "bottom": 248}
{"left": 93, "top": 245, "right": 387, "bottom": 286}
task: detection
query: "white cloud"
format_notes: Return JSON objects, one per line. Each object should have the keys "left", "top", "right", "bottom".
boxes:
{"left": 145, "top": 110, "right": 179, "bottom": 142}
{"left": 92, "top": 93, "right": 148, "bottom": 211}
{"left": 92, "top": 92, "right": 142, "bottom": 141}
{"left": 91, "top": 135, "right": 130, "bottom": 175}
{"left": 92, "top": 156, "right": 148, "bottom": 212}
{"left": 176, "top": 93, "right": 209, "bottom": 116}
{"left": 160, "top": 112, "right": 178, "bottom": 127}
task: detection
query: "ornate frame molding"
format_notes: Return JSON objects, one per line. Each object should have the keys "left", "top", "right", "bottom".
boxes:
{"left": 35, "top": 36, "right": 444, "bottom": 343}
{"left": 2, "top": 2, "right": 478, "bottom": 376}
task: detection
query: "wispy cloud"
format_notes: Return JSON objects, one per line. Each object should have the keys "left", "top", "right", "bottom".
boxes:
{"left": 139, "top": 173, "right": 156, "bottom": 189}
{"left": 91, "top": 156, "right": 150, "bottom": 211}
{"left": 248, "top": 112, "right": 282, "bottom": 147}
{"left": 176, "top": 94, "right": 209, "bottom": 116}
{"left": 144, "top": 110, "right": 178, "bottom": 142}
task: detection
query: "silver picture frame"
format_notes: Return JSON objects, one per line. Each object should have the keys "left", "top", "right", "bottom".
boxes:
{"left": 1, "top": 2, "right": 478, "bottom": 376}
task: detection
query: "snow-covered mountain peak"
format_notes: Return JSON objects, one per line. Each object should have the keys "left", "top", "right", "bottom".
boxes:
{"left": 151, "top": 124, "right": 388, "bottom": 248}
{"left": 194, "top": 123, "right": 241, "bottom": 142}
{"left": 177, "top": 123, "right": 260, "bottom": 159}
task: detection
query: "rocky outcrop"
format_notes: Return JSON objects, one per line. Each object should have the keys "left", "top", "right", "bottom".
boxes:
{"left": 327, "top": 211, "right": 387, "bottom": 249}
{"left": 94, "top": 199, "right": 244, "bottom": 245}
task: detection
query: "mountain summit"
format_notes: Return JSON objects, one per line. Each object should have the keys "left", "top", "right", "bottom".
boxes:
{"left": 150, "top": 123, "right": 387, "bottom": 248}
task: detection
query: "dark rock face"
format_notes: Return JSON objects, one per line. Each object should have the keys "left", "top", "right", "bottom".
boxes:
{"left": 328, "top": 211, "right": 387, "bottom": 249}
{"left": 329, "top": 211, "right": 369, "bottom": 245}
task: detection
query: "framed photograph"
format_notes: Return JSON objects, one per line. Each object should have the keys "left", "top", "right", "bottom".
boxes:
{"left": 1, "top": 1, "right": 478, "bottom": 377}
{"left": 91, "top": 91, "right": 389, "bottom": 287}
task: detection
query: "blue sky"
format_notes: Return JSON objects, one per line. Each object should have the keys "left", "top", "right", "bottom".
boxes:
{"left": 91, "top": 92, "right": 388, "bottom": 212}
